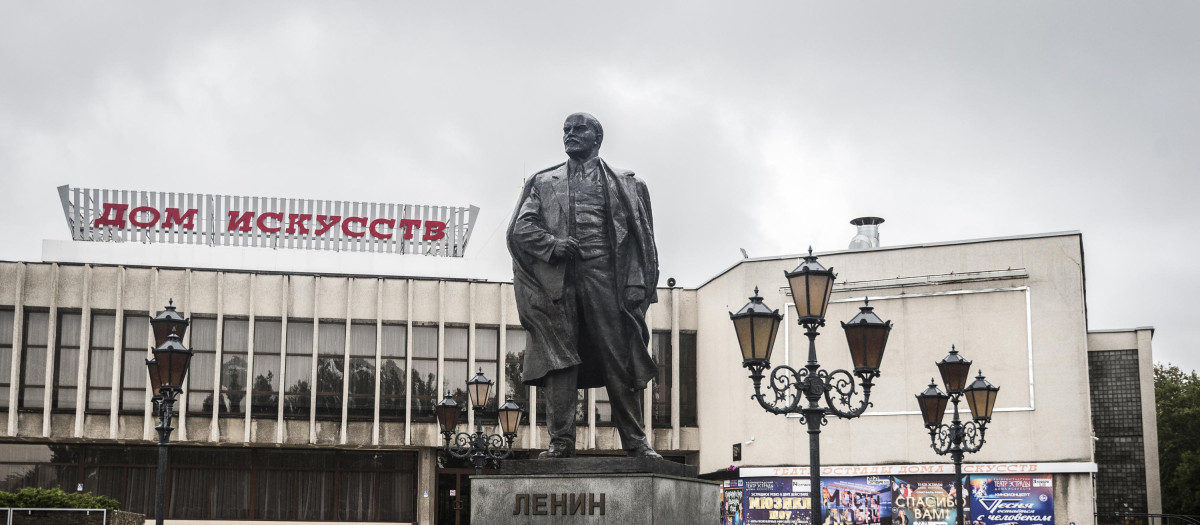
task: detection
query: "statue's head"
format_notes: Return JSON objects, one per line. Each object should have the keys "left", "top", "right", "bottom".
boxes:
{"left": 563, "top": 112, "right": 603, "bottom": 160}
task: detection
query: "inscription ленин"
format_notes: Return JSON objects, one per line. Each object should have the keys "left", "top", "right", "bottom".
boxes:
{"left": 512, "top": 493, "right": 606, "bottom": 515}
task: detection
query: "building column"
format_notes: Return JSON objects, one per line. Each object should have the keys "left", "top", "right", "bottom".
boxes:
{"left": 6, "top": 263, "right": 24, "bottom": 436}
{"left": 108, "top": 267, "right": 124, "bottom": 439}
{"left": 73, "top": 266, "right": 92, "bottom": 438}
{"left": 372, "top": 279, "right": 382, "bottom": 446}
{"left": 244, "top": 274, "right": 256, "bottom": 443}
{"left": 339, "top": 279, "right": 351, "bottom": 445}
{"left": 41, "top": 263, "right": 60, "bottom": 437}
{"left": 670, "top": 287, "right": 681, "bottom": 451}
{"left": 404, "top": 280, "right": 413, "bottom": 446}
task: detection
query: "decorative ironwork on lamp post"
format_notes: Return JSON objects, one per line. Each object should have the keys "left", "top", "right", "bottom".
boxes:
{"left": 729, "top": 248, "right": 892, "bottom": 525}
{"left": 436, "top": 368, "right": 524, "bottom": 475}
{"left": 145, "top": 300, "right": 192, "bottom": 525}
{"left": 915, "top": 346, "right": 1000, "bottom": 525}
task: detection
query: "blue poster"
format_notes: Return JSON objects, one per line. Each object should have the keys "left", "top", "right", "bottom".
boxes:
{"left": 969, "top": 474, "right": 1054, "bottom": 525}
{"left": 821, "top": 476, "right": 892, "bottom": 525}
{"left": 891, "top": 475, "right": 967, "bottom": 525}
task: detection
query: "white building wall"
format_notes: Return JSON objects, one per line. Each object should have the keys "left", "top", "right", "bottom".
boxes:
{"left": 695, "top": 233, "right": 1095, "bottom": 513}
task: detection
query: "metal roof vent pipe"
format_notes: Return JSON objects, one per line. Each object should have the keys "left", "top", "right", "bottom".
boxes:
{"left": 848, "top": 217, "right": 884, "bottom": 250}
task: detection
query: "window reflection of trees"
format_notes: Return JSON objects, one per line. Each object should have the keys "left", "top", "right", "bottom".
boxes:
{"left": 379, "top": 324, "right": 406, "bottom": 420}
{"left": 284, "top": 321, "right": 313, "bottom": 418}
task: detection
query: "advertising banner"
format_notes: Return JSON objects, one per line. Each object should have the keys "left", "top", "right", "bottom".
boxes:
{"left": 723, "top": 480, "right": 747, "bottom": 525}
{"left": 969, "top": 474, "right": 1054, "bottom": 525}
{"left": 57, "top": 185, "right": 480, "bottom": 257}
{"left": 821, "top": 476, "right": 892, "bottom": 525}
{"left": 742, "top": 477, "right": 813, "bottom": 524}
{"left": 891, "top": 475, "right": 968, "bottom": 525}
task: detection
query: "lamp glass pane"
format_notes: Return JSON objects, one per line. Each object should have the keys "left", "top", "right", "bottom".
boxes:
{"left": 751, "top": 316, "right": 778, "bottom": 362}
{"left": 733, "top": 316, "right": 754, "bottom": 361}
{"left": 806, "top": 274, "right": 833, "bottom": 319}
{"left": 864, "top": 328, "right": 887, "bottom": 369}
{"left": 147, "top": 359, "right": 164, "bottom": 394}
{"left": 787, "top": 273, "right": 814, "bottom": 318}
{"left": 846, "top": 328, "right": 866, "bottom": 369}
{"left": 169, "top": 352, "right": 192, "bottom": 387}
{"left": 984, "top": 389, "right": 998, "bottom": 420}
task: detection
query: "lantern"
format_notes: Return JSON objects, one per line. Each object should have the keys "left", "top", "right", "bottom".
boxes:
{"left": 785, "top": 247, "right": 836, "bottom": 323}
{"left": 436, "top": 391, "right": 461, "bottom": 433}
{"left": 841, "top": 298, "right": 892, "bottom": 373}
{"left": 149, "top": 299, "right": 189, "bottom": 347}
{"left": 729, "top": 287, "right": 783, "bottom": 365}
{"left": 467, "top": 368, "right": 493, "bottom": 410}
{"left": 147, "top": 333, "right": 192, "bottom": 392}
{"left": 915, "top": 379, "right": 950, "bottom": 428}
{"left": 498, "top": 394, "right": 523, "bottom": 435}
{"left": 936, "top": 345, "right": 973, "bottom": 393}
{"left": 964, "top": 371, "right": 1000, "bottom": 422}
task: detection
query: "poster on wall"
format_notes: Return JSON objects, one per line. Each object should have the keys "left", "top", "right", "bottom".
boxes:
{"left": 724, "top": 480, "right": 747, "bottom": 525}
{"left": 742, "top": 477, "right": 813, "bottom": 524}
{"left": 969, "top": 474, "right": 1054, "bottom": 525}
{"left": 822, "top": 476, "right": 893, "bottom": 525}
{"left": 891, "top": 475, "right": 968, "bottom": 525}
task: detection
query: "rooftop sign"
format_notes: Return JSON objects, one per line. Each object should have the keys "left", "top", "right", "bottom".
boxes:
{"left": 57, "top": 185, "right": 479, "bottom": 257}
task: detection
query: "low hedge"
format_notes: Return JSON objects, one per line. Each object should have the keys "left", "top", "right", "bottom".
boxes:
{"left": 0, "top": 487, "right": 119, "bottom": 512}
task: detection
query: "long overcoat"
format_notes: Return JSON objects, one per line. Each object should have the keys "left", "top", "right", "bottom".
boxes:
{"left": 506, "top": 159, "right": 659, "bottom": 390}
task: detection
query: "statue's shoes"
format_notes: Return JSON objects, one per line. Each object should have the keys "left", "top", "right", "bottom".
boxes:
{"left": 626, "top": 446, "right": 663, "bottom": 459}
{"left": 538, "top": 444, "right": 576, "bottom": 459}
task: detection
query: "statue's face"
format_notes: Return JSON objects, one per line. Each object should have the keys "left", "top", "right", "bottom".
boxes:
{"left": 563, "top": 114, "right": 600, "bottom": 157}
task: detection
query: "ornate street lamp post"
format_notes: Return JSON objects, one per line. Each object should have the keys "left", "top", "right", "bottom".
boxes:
{"left": 915, "top": 346, "right": 1000, "bottom": 525}
{"left": 729, "top": 249, "right": 892, "bottom": 524}
{"left": 437, "top": 368, "right": 524, "bottom": 475}
{"left": 145, "top": 300, "right": 192, "bottom": 525}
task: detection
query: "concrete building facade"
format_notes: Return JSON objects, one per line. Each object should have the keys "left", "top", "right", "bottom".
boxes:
{"left": 0, "top": 230, "right": 1160, "bottom": 524}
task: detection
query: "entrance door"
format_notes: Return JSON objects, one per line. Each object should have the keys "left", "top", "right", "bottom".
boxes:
{"left": 436, "top": 469, "right": 488, "bottom": 525}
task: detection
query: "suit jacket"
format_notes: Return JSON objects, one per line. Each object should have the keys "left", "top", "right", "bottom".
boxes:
{"left": 506, "top": 158, "right": 659, "bottom": 388}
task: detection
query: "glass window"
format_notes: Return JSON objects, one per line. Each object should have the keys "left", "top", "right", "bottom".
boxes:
{"left": 0, "top": 309, "right": 13, "bottom": 409}
{"left": 86, "top": 314, "right": 116, "bottom": 412}
{"left": 119, "top": 314, "right": 149, "bottom": 413}
{"left": 476, "top": 327, "right": 500, "bottom": 417}
{"left": 594, "top": 387, "right": 611, "bottom": 425}
{"left": 251, "top": 319, "right": 282, "bottom": 417}
{"left": 284, "top": 321, "right": 313, "bottom": 418}
{"left": 680, "top": 332, "right": 698, "bottom": 427}
{"left": 187, "top": 318, "right": 217, "bottom": 416}
{"left": 0, "top": 443, "right": 418, "bottom": 522}
{"left": 504, "top": 328, "right": 528, "bottom": 415}
{"left": 347, "top": 323, "right": 376, "bottom": 420}
{"left": 316, "top": 321, "right": 345, "bottom": 420}
{"left": 535, "top": 387, "right": 587, "bottom": 425}
{"left": 54, "top": 312, "right": 82, "bottom": 411}
{"left": 652, "top": 332, "right": 672, "bottom": 428}
{"left": 20, "top": 311, "right": 50, "bottom": 410}
{"left": 410, "top": 326, "right": 438, "bottom": 421}
{"left": 379, "top": 324, "right": 406, "bottom": 421}
{"left": 219, "top": 318, "right": 249, "bottom": 416}
{"left": 444, "top": 327, "right": 469, "bottom": 407}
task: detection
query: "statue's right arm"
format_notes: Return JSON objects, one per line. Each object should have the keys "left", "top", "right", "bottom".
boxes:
{"left": 510, "top": 181, "right": 559, "bottom": 263}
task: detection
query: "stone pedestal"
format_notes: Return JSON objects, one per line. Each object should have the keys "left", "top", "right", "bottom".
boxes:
{"left": 471, "top": 458, "right": 719, "bottom": 524}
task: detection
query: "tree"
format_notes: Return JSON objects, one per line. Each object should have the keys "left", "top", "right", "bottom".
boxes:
{"left": 1155, "top": 363, "right": 1200, "bottom": 514}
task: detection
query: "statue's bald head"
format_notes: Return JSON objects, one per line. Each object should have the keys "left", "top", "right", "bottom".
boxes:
{"left": 563, "top": 112, "right": 603, "bottom": 160}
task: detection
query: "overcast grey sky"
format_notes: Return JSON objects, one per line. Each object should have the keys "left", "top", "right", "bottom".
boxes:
{"left": 1, "top": 2, "right": 1197, "bottom": 370}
